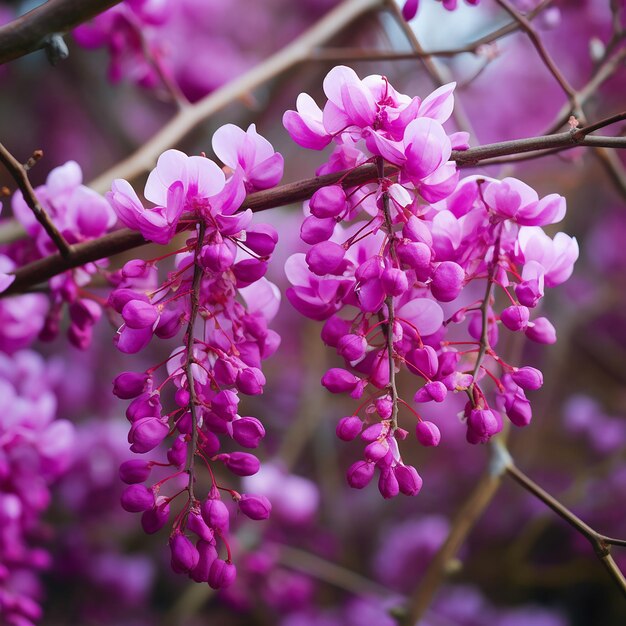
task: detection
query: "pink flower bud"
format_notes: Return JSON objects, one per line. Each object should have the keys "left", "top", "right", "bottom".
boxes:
{"left": 201, "top": 498, "right": 230, "bottom": 532}
{"left": 170, "top": 531, "right": 200, "bottom": 574}
{"left": 336, "top": 415, "right": 363, "bottom": 441}
{"left": 466, "top": 409, "right": 502, "bottom": 444}
{"left": 233, "top": 259, "right": 268, "bottom": 285}
{"left": 500, "top": 305, "right": 530, "bottom": 331}
{"left": 321, "top": 315, "right": 351, "bottom": 347}
{"left": 141, "top": 500, "right": 170, "bottom": 534}
{"left": 190, "top": 540, "right": 218, "bottom": 583}
{"left": 337, "top": 333, "right": 366, "bottom": 361}
{"left": 201, "top": 241, "right": 235, "bottom": 272}
{"left": 119, "top": 459, "right": 152, "bottom": 484}
{"left": 515, "top": 279, "right": 543, "bottom": 308}
{"left": 208, "top": 559, "right": 237, "bottom": 590}
{"left": 211, "top": 389, "right": 239, "bottom": 421}
{"left": 122, "top": 259, "right": 150, "bottom": 278}
{"left": 402, "top": 0, "right": 419, "bottom": 21}
{"left": 199, "top": 430, "right": 220, "bottom": 456}
{"left": 300, "top": 215, "right": 336, "bottom": 244}
{"left": 126, "top": 391, "right": 162, "bottom": 422}
{"left": 361, "top": 422, "right": 384, "bottom": 442}
{"left": 375, "top": 396, "right": 393, "bottom": 419}
{"left": 128, "top": 417, "right": 169, "bottom": 453}
{"left": 382, "top": 267, "right": 408, "bottom": 296}
{"left": 525, "top": 317, "right": 556, "bottom": 344}
{"left": 187, "top": 511, "right": 214, "bottom": 542}
{"left": 321, "top": 368, "right": 360, "bottom": 393}
{"left": 309, "top": 185, "right": 347, "bottom": 218}
{"left": 406, "top": 346, "right": 439, "bottom": 379}
{"left": 347, "top": 460, "right": 375, "bottom": 489}
{"left": 238, "top": 494, "right": 272, "bottom": 520}
{"left": 416, "top": 421, "right": 441, "bottom": 446}
{"left": 511, "top": 366, "right": 543, "bottom": 390}
{"left": 113, "top": 371, "right": 149, "bottom": 399}
{"left": 364, "top": 440, "right": 389, "bottom": 462}
{"left": 155, "top": 307, "right": 182, "bottom": 339}
{"left": 403, "top": 215, "right": 433, "bottom": 246}
{"left": 305, "top": 241, "right": 346, "bottom": 275}
{"left": 378, "top": 468, "right": 400, "bottom": 499}
{"left": 231, "top": 416, "right": 265, "bottom": 448}
{"left": 245, "top": 224, "right": 279, "bottom": 256}
{"left": 414, "top": 381, "right": 447, "bottom": 403}
{"left": 394, "top": 464, "right": 423, "bottom": 496}
{"left": 120, "top": 484, "right": 154, "bottom": 512}
{"left": 430, "top": 262, "right": 464, "bottom": 302}
{"left": 236, "top": 367, "right": 266, "bottom": 395}
{"left": 221, "top": 452, "right": 260, "bottom": 476}
{"left": 109, "top": 288, "right": 149, "bottom": 314}
{"left": 122, "top": 300, "right": 158, "bottom": 329}
{"left": 505, "top": 390, "right": 532, "bottom": 427}
{"left": 167, "top": 435, "right": 187, "bottom": 467}
{"left": 397, "top": 241, "right": 431, "bottom": 278}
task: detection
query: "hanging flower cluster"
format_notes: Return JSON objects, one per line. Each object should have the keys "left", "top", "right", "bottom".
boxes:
{"left": 106, "top": 124, "right": 283, "bottom": 589}
{"left": 283, "top": 66, "right": 578, "bottom": 498}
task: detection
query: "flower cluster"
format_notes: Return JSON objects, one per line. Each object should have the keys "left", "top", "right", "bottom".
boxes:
{"left": 0, "top": 351, "right": 74, "bottom": 626}
{"left": 283, "top": 66, "right": 577, "bottom": 498}
{"left": 107, "top": 124, "right": 282, "bottom": 589}
{"left": 6, "top": 161, "right": 117, "bottom": 350}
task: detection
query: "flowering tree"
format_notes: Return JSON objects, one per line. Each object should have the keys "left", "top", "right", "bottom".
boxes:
{"left": 0, "top": 1, "right": 625, "bottom": 625}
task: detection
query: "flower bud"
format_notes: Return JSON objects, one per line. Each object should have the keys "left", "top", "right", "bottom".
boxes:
{"left": 403, "top": 215, "right": 433, "bottom": 246}
{"left": 201, "top": 498, "right": 229, "bottom": 532}
{"left": 238, "top": 494, "right": 272, "bottom": 520}
{"left": 430, "top": 262, "right": 464, "bottom": 302}
{"left": 122, "top": 259, "right": 150, "bottom": 278}
{"left": 211, "top": 389, "right": 239, "bottom": 421}
{"left": 337, "top": 333, "right": 366, "bottom": 361}
{"left": 394, "top": 464, "right": 423, "bottom": 496}
{"left": 208, "top": 559, "right": 236, "bottom": 590}
{"left": 120, "top": 484, "right": 154, "bottom": 512}
{"left": 347, "top": 460, "right": 375, "bottom": 489}
{"left": 416, "top": 421, "right": 441, "bottom": 446}
{"left": 141, "top": 500, "right": 170, "bottom": 534}
{"left": 515, "top": 279, "right": 543, "bottom": 308}
{"left": 245, "top": 224, "right": 279, "bottom": 256}
{"left": 128, "top": 417, "right": 169, "bottom": 454}
{"left": 381, "top": 267, "right": 408, "bottom": 296}
{"left": 232, "top": 416, "right": 265, "bottom": 448}
{"left": 525, "top": 317, "right": 556, "bottom": 344}
{"left": 414, "top": 381, "right": 447, "bottom": 403}
{"left": 113, "top": 371, "right": 149, "bottom": 399}
{"left": 466, "top": 409, "right": 502, "bottom": 444}
{"left": 511, "top": 366, "right": 543, "bottom": 390}
{"left": 221, "top": 452, "right": 260, "bottom": 476}
{"left": 122, "top": 300, "right": 158, "bottom": 329}
{"left": 201, "top": 241, "right": 235, "bottom": 272}
{"left": 406, "top": 346, "right": 438, "bottom": 379}
{"left": 187, "top": 511, "right": 214, "bottom": 542}
{"left": 335, "top": 416, "right": 362, "bottom": 441}
{"left": 375, "top": 396, "right": 393, "bottom": 419}
{"left": 378, "top": 468, "right": 399, "bottom": 499}
{"left": 169, "top": 531, "right": 200, "bottom": 574}
{"left": 300, "top": 215, "right": 336, "bottom": 244}
{"left": 397, "top": 241, "right": 431, "bottom": 279}
{"left": 321, "top": 368, "right": 360, "bottom": 393}
{"left": 305, "top": 241, "right": 345, "bottom": 276}
{"left": 233, "top": 259, "right": 268, "bottom": 285}
{"left": 364, "top": 440, "right": 389, "bottom": 462}
{"left": 236, "top": 367, "right": 266, "bottom": 395}
{"left": 500, "top": 305, "right": 530, "bottom": 331}
{"left": 119, "top": 459, "right": 152, "bottom": 484}
{"left": 167, "top": 435, "right": 187, "bottom": 467}
{"left": 309, "top": 185, "right": 346, "bottom": 218}
{"left": 190, "top": 540, "right": 218, "bottom": 583}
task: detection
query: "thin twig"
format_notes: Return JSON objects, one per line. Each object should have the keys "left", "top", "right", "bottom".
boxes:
{"left": 0, "top": 0, "right": 122, "bottom": 65}
{"left": 0, "top": 143, "right": 71, "bottom": 256}
{"left": 506, "top": 464, "right": 626, "bottom": 597}
{"left": 184, "top": 222, "right": 205, "bottom": 502}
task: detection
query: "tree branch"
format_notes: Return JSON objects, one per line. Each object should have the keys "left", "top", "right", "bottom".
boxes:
{"left": 0, "top": 142, "right": 71, "bottom": 256}
{"left": 0, "top": 0, "right": 122, "bottom": 65}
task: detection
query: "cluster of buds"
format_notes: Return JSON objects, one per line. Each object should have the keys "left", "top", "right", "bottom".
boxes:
{"left": 107, "top": 124, "right": 283, "bottom": 588}
{"left": 284, "top": 66, "right": 577, "bottom": 497}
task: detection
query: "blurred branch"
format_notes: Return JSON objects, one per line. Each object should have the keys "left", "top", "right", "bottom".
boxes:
{"left": 4, "top": 125, "right": 626, "bottom": 295}
{"left": 506, "top": 464, "right": 626, "bottom": 597}
{"left": 0, "top": 143, "right": 71, "bottom": 256}
{"left": 0, "top": 0, "right": 122, "bottom": 65}
{"left": 88, "top": 0, "right": 384, "bottom": 193}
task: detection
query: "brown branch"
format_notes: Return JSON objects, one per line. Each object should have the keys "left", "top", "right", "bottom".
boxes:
{"left": 0, "top": 143, "right": 71, "bottom": 256}
{"left": 88, "top": 0, "right": 384, "bottom": 194}
{"left": 4, "top": 128, "right": 626, "bottom": 296}
{"left": 0, "top": 0, "right": 122, "bottom": 65}
{"left": 506, "top": 464, "right": 626, "bottom": 597}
